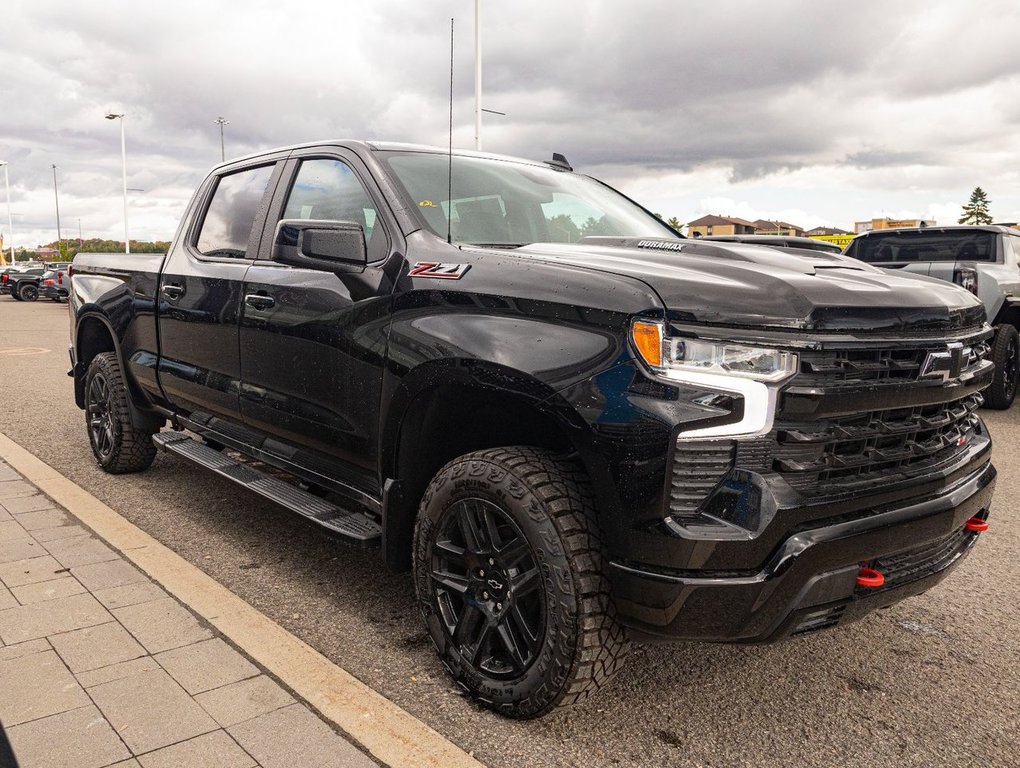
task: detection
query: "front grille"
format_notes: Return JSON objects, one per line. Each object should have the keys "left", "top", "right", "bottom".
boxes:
{"left": 796, "top": 342, "right": 988, "bottom": 388}
{"left": 861, "top": 526, "right": 972, "bottom": 591}
{"left": 772, "top": 333, "right": 991, "bottom": 497}
{"left": 774, "top": 392, "right": 983, "bottom": 495}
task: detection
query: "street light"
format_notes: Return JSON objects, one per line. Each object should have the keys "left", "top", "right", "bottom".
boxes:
{"left": 52, "top": 165, "right": 63, "bottom": 258}
{"left": 214, "top": 117, "right": 229, "bottom": 162}
{"left": 474, "top": 0, "right": 482, "bottom": 150}
{"left": 0, "top": 161, "right": 12, "bottom": 264}
{"left": 105, "top": 112, "right": 130, "bottom": 254}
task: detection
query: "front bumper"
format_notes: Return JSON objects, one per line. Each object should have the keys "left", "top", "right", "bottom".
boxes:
{"left": 609, "top": 461, "right": 995, "bottom": 642}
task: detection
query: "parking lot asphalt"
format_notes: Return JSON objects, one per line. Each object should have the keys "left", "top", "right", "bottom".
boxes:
{"left": 1, "top": 297, "right": 1018, "bottom": 768}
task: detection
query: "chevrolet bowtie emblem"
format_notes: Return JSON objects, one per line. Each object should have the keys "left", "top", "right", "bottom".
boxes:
{"left": 919, "top": 343, "right": 965, "bottom": 382}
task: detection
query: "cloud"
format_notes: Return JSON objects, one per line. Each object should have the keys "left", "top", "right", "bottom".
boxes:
{"left": 1, "top": 0, "right": 1019, "bottom": 247}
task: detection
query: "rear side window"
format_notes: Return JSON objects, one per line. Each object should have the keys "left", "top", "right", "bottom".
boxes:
{"left": 196, "top": 165, "right": 275, "bottom": 258}
{"left": 849, "top": 231, "right": 996, "bottom": 263}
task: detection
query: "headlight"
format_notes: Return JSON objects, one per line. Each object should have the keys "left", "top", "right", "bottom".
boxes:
{"left": 631, "top": 320, "right": 798, "bottom": 382}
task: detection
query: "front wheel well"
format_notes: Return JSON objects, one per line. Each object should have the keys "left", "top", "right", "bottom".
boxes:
{"left": 384, "top": 384, "right": 578, "bottom": 571}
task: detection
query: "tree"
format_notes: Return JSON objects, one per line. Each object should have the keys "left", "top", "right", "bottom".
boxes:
{"left": 547, "top": 214, "right": 580, "bottom": 243}
{"left": 666, "top": 216, "right": 683, "bottom": 232}
{"left": 959, "top": 187, "right": 993, "bottom": 225}
{"left": 579, "top": 216, "right": 612, "bottom": 238}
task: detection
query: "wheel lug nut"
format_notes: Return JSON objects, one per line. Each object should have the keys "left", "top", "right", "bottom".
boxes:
{"left": 483, "top": 591, "right": 489, "bottom": 599}
{"left": 488, "top": 558, "right": 495, "bottom": 566}
{"left": 496, "top": 602, "right": 503, "bottom": 610}
{"left": 479, "top": 569, "right": 485, "bottom": 577}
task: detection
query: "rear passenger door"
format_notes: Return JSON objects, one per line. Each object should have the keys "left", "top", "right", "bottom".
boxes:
{"left": 238, "top": 150, "right": 399, "bottom": 495}
{"left": 157, "top": 159, "right": 285, "bottom": 422}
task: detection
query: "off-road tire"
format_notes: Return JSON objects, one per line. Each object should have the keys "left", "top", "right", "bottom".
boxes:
{"left": 84, "top": 352, "right": 158, "bottom": 473}
{"left": 16, "top": 282, "right": 37, "bottom": 301}
{"left": 413, "top": 447, "right": 630, "bottom": 719}
{"left": 986, "top": 324, "right": 1018, "bottom": 410}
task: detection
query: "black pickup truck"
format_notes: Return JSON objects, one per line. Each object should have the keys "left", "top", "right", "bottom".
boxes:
{"left": 69, "top": 141, "right": 997, "bottom": 718}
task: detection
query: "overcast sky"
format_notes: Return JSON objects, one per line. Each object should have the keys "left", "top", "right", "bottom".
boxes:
{"left": 2, "top": 0, "right": 1020, "bottom": 249}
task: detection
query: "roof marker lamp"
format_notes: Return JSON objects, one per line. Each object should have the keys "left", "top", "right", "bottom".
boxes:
{"left": 631, "top": 320, "right": 798, "bottom": 383}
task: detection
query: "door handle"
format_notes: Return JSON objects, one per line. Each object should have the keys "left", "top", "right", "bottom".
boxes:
{"left": 161, "top": 283, "right": 185, "bottom": 299}
{"left": 244, "top": 294, "right": 275, "bottom": 310}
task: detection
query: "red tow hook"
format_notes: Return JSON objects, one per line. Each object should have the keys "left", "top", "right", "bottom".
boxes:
{"left": 965, "top": 517, "right": 989, "bottom": 533}
{"left": 856, "top": 567, "right": 885, "bottom": 588}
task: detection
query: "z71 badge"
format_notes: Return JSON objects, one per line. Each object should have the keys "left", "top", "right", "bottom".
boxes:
{"left": 408, "top": 262, "right": 471, "bottom": 280}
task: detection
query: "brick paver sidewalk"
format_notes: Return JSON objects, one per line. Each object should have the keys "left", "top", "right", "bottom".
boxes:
{"left": 0, "top": 460, "right": 375, "bottom": 768}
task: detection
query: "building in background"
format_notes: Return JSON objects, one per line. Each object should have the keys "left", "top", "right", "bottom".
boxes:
{"left": 805, "top": 226, "right": 850, "bottom": 237}
{"left": 751, "top": 219, "right": 804, "bottom": 237}
{"left": 686, "top": 215, "right": 759, "bottom": 237}
{"left": 854, "top": 217, "right": 936, "bottom": 233}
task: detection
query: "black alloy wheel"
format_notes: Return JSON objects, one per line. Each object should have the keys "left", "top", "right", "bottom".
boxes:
{"left": 987, "top": 324, "right": 1019, "bottom": 409}
{"left": 83, "top": 352, "right": 158, "bottom": 473}
{"left": 17, "top": 282, "right": 38, "bottom": 301}
{"left": 414, "top": 447, "right": 629, "bottom": 718}
{"left": 86, "top": 371, "right": 116, "bottom": 463}
{"left": 430, "top": 498, "right": 544, "bottom": 678}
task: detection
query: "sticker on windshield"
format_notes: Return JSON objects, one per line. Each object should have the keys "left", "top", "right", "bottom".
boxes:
{"left": 418, "top": 200, "right": 438, "bottom": 208}
{"left": 409, "top": 262, "right": 471, "bottom": 280}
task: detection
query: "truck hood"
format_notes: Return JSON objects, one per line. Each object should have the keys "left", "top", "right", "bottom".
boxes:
{"left": 505, "top": 238, "right": 985, "bottom": 332}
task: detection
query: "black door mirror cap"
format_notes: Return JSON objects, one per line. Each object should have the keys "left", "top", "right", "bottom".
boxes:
{"left": 272, "top": 219, "right": 368, "bottom": 271}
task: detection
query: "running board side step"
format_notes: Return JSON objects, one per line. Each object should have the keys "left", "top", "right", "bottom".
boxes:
{"left": 153, "top": 432, "right": 381, "bottom": 547}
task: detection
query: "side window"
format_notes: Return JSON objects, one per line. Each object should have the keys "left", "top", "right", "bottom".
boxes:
{"left": 196, "top": 165, "right": 275, "bottom": 258}
{"left": 283, "top": 159, "right": 381, "bottom": 251}
{"left": 1006, "top": 235, "right": 1020, "bottom": 268}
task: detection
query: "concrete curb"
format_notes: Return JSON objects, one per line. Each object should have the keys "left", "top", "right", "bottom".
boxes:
{"left": 0, "top": 432, "right": 485, "bottom": 768}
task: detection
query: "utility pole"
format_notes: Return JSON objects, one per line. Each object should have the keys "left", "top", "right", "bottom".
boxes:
{"left": 214, "top": 116, "right": 229, "bottom": 162}
{"left": 1, "top": 161, "right": 12, "bottom": 264}
{"left": 52, "top": 164, "right": 62, "bottom": 258}
{"left": 105, "top": 113, "right": 130, "bottom": 253}
{"left": 474, "top": 0, "right": 482, "bottom": 150}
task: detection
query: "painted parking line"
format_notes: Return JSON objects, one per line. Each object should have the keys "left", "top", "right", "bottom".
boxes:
{"left": 0, "top": 347, "right": 50, "bottom": 356}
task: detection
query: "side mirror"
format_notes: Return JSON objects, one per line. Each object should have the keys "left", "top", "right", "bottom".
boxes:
{"left": 272, "top": 219, "right": 367, "bottom": 271}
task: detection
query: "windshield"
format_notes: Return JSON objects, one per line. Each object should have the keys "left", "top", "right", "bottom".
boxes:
{"left": 378, "top": 151, "right": 677, "bottom": 247}
{"left": 849, "top": 230, "right": 996, "bottom": 263}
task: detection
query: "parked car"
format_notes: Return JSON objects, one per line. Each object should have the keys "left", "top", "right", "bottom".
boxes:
{"left": 1, "top": 267, "right": 45, "bottom": 300}
{"left": 699, "top": 234, "right": 844, "bottom": 253}
{"left": 39, "top": 269, "right": 69, "bottom": 301}
{"left": 844, "top": 225, "right": 1020, "bottom": 409}
{"left": 69, "top": 140, "right": 996, "bottom": 718}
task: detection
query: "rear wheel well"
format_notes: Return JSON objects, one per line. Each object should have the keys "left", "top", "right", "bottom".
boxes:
{"left": 384, "top": 384, "right": 577, "bottom": 571}
{"left": 77, "top": 316, "right": 117, "bottom": 371}
{"left": 74, "top": 317, "right": 117, "bottom": 409}
{"left": 74, "top": 316, "right": 163, "bottom": 431}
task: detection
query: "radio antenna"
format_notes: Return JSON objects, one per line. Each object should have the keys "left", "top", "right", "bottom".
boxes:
{"left": 447, "top": 17, "right": 454, "bottom": 245}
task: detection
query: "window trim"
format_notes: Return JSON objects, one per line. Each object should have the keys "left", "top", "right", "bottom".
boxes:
{"left": 186, "top": 160, "right": 285, "bottom": 264}
{"left": 258, "top": 149, "right": 397, "bottom": 265}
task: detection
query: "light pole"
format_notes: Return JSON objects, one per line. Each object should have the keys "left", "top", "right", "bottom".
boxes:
{"left": 474, "top": 0, "right": 482, "bottom": 150}
{"left": 52, "top": 164, "right": 63, "bottom": 259}
{"left": 214, "top": 117, "right": 229, "bottom": 162}
{"left": 105, "top": 113, "right": 130, "bottom": 254}
{"left": 0, "top": 161, "right": 12, "bottom": 264}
